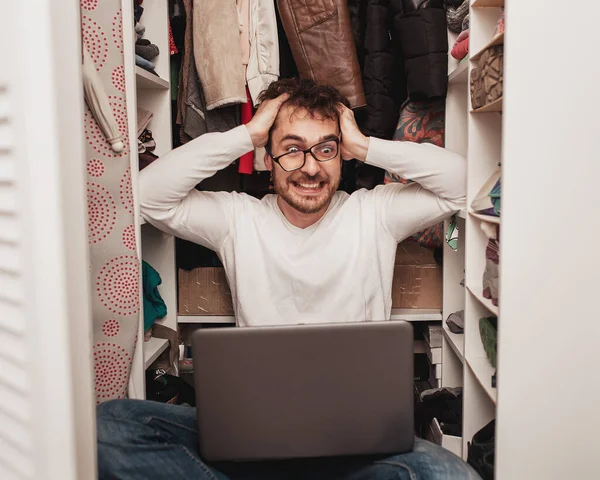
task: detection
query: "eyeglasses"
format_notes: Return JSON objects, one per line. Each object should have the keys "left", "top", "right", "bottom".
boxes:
{"left": 265, "top": 138, "right": 340, "bottom": 172}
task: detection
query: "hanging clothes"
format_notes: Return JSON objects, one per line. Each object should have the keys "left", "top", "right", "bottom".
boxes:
{"left": 239, "top": 87, "right": 254, "bottom": 175}
{"left": 246, "top": 0, "right": 280, "bottom": 106}
{"left": 178, "top": 0, "right": 240, "bottom": 143}
{"left": 192, "top": 0, "right": 246, "bottom": 109}
{"left": 277, "top": 0, "right": 366, "bottom": 109}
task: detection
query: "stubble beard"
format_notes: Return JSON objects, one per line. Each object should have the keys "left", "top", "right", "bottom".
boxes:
{"left": 274, "top": 171, "right": 339, "bottom": 214}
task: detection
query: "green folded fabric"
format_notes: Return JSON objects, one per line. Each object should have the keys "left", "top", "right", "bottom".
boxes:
{"left": 142, "top": 260, "right": 167, "bottom": 331}
{"left": 479, "top": 316, "right": 498, "bottom": 368}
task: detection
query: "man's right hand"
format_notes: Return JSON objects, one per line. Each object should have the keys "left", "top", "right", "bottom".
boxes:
{"left": 245, "top": 93, "right": 289, "bottom": 148}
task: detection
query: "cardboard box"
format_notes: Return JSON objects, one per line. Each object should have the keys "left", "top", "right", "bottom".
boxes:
{"left": 178, "top": 241, "right": 442, "bottom": 315}
{"left": 178, "top": 267, "right": 234, "bottom": 315}
{"left": 391, "top": 242, "right": 442, "bottom": 309}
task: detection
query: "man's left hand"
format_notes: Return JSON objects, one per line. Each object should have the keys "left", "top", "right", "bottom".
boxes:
{"left": 338, "top": 103, "right": 370, "bottom": 162}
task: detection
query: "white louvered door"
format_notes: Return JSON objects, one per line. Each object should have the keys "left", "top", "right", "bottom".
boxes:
{"left": 0, "top": 1, "right": 96, "bottom": 479}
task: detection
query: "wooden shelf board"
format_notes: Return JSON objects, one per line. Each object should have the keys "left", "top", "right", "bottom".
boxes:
{"left": 471, "top": 32, "right": 504, "bottom": 62}
{"left": 443, "top": 324, "right": 464, "bottom": 363}
{"left": 466, "top": 356, "right": 497, "bottom": 404}
{"left": 143, "top": 337, "right": 169, "bottom": 368}
{"left": 178, "top": 310, "right": 441, "bottom": 324}
{"left": 449, "top": 59, "right": 469, "bottom": 85}
{"left": 469, "top": 210, "right": 500, "bottom": 225}
{"left": 135, "top": 66, "right": 169, "bottom": 90}
{"left": 472, "top": 0, "right": 504, "bottom": 7}
{"left": 178, "top": 315, "right": 236, "bottom": 324}
{"left": 471, "top": 97, "right": 503, "bottom": 113}
{"left": 467, "top": 285, "right": 499, "bottom": 316}
{"left": 390, "top": 308, "right": 442, "bottom": 322}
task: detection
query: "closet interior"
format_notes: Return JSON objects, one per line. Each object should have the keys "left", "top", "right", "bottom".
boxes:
{"left": 124, "top": 0, "right": 502, "bottom": 477}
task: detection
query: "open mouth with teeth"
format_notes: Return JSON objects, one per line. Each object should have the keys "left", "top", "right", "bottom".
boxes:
{"left": 290, "top": 180, "right": 327, "bottom": 194}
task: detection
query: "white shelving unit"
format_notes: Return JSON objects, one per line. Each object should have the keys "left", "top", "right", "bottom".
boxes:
{"left": 143, "top": 337, "right": 169, "bottom": 368}
{"left": 441, "top": 0, "right": 504, "bottom": 463}
{"left": 122, "top": 0, "right": 177, "bottom": 397}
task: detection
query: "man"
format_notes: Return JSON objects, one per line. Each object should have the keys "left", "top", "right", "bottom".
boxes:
{"left": 97, "top": 78, "right": 475, "bottom": 479}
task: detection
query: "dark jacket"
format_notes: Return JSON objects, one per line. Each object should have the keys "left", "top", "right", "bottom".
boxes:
{"left": 392, "top": 0, "right": 448, "bottom": 100}
{"left": 277, "top": 0, "right": 366, "bottom": 109}
{"left": 350, "top": 0, "right": 448, "bottom": 140}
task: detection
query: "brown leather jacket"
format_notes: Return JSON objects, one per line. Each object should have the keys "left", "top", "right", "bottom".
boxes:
{"left": 277, "top": 0, "right": 366, "bottom": 109}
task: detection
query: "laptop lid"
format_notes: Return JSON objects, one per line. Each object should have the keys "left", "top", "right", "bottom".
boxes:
{"left": 192, "top": 321, "right": 414, "bottom": 462}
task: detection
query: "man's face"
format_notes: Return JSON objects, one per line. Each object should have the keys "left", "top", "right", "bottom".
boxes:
{"left": 267, "top": 105, "right": 342, "bottom": 215}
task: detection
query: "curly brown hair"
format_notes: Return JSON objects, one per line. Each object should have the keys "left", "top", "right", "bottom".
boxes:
{"left": 258, "top": 77, "right": 350, "bottom": 126}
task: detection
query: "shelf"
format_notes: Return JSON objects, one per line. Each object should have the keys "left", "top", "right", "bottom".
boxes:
{"left": 443, "top": 324, "right": 464, "bottom": 363}
{"left": 177, "top": 310, "right": 441, "bottom": 324}
{"left": 135, "top": 66, "right": 169, "bottom": 90}
{"left": 178, "top": 315, "right": 236, "bottom": 324}
{"left": 467, "top": 285, "right": 499, "bottom": 316}
{"left": 469, "top": 210, "right": 500, "bottom": 225}
{"left": 466, "top": 356, "right": 497, "bottom": 403}
{"left": 472, "top": 0, "right": 503, "bottom": 7}
{"left": 390, "top": 308, "right": 442, "bottom": 322}
{"left": 449, "top": 60, "right": 469, "bottom": 85}
{"left": 471, "top": 97, "right": 503, "bottom": 113}
{"left": 143, "top": 337, "right": 169, "bottom": 368}
{"left": 471, "top": 32, "right": 504, "bottom": 62}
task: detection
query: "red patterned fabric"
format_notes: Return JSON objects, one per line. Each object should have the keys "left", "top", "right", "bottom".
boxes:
{"left": 81, "top": 0, "right": 139, "bottom": 404}
{"left": 385, "top": 100, "right": 446, "bottom": 247}
{"left": 169, "top": 20, "right": 178, "bottom": 55}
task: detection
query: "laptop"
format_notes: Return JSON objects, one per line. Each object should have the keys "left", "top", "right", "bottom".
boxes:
{"left": 192, "top": 321, "right": 414, "bottom": 462}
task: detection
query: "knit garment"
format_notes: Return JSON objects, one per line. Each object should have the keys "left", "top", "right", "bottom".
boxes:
{"left": 136, "top": 43, "right": 160, "bottom": 61}
{"left": 139, "top": 125, "right": 466, "bottom": 326}
{"left": 447, "top": 1, "right": 469, "bottom": 33}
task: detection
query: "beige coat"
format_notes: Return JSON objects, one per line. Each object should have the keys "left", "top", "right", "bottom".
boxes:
{"left": 193, "top": 0, "right": 279, "bottom": 111}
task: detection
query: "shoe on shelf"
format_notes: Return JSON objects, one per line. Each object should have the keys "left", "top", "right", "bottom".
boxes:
{"left": 467, "top": 419, "right": 495, "bottom": 480}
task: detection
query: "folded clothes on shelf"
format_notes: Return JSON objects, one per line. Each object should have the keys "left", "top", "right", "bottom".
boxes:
{"left": 138, "top": 128, "right": 156, "bottom": 153}
{"left": 471, "top": 45, "right": 504, "bottom": 109}
{"left": 479, "top": 316, "right": 498, "bottom": 368}
{"left": 136, "top": 42, "right": 160, "bottom": 61}
{"left": 482, "top": 225, "right": 500, "bottom": 306}
{"left": 136, "top": 54, "right": 157, "bottom": 75}
{"left": 472, "top": 170, "right": 501, "bottom": 217}
{"left": 451, "top": 37, "right": 469, "bottom": 60}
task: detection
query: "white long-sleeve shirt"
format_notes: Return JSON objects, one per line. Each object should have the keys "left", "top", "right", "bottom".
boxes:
{"left": 139, "top": 126, "right": 466, "bottom": 326}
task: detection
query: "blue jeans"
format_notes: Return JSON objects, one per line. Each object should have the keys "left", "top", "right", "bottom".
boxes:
{"left": 97, "top": 400, "right": 480, "bottom": 479}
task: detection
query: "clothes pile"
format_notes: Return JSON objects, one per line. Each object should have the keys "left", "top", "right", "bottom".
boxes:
{"left": 134, "top": 1, "right": 162, "bottom": 75}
